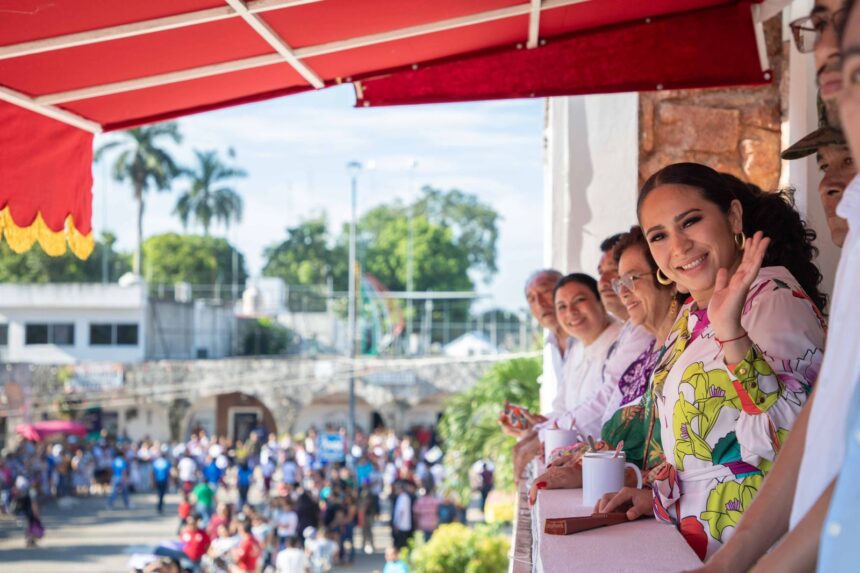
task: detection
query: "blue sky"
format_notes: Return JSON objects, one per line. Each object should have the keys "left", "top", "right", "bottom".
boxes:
{"left": 93, "top": 85, "right": 544, "bottom": 311}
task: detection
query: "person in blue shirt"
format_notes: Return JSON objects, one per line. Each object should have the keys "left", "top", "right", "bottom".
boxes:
{"left": 152, "top": 451, "right": 171, "bottom": 514}
{"left": 107, "top": 448, "right": 129, "bottom": 509}
{"left": 382, "top": 546, "right": 409, "bottom": 573}
{"left": 237, "top": 462, "right": 253, "bottom": 510}
{"left": 203, "top": 457, "right": 222, "bottom": 491}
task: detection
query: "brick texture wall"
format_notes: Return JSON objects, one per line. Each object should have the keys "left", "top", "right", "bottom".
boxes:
{"left": 639, "top": 15, "right": 785, "bottom": 190}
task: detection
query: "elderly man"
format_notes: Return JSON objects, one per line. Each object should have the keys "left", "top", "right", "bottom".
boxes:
{"left": 500, "top": 269, "right": 573, "bottom": 479}
{"left": 692, "top": 1, "right": 857, "bottom": 570}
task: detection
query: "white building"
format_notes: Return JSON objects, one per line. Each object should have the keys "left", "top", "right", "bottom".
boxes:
{"left": 0, "top": 282, "right": 237, "bottom": 364}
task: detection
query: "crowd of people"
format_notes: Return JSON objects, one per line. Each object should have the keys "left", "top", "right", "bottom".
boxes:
{"left": 500, "top": 0, "right": 860, "bottom": 569}
{"left": 1, "top": 422, "right": 473, "bottom": 572}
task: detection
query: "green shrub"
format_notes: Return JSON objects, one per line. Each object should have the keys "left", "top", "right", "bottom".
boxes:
{"left": 437, "top": 356, "right": 541, "bottom": 504}
{"left": 408, "top": 523, "right": 510, "bottom": 573}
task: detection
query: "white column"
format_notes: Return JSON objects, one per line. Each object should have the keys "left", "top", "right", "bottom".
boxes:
{"left": 542, "top": 92, "right": 640, "bottom": 413}
{"left": 781, "top": 0, "right": 840, "bottom": 296}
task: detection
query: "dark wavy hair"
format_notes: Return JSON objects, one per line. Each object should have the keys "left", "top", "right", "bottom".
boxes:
{"left": 637, "top": 163, "right": 827, "bottom": 313}
{"left": 553, "top": 272, "right": 600, "bottom": 302}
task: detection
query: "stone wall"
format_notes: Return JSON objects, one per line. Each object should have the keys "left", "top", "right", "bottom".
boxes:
{"left": 639, "top": 16, "right": 785, "bottom": 190}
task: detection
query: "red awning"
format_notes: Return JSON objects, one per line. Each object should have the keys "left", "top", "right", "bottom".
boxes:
{"left": 15, "top": 420, "right": 88, "bottom": 442}
{"left": 0, "top": 0, "right": 772, "bottom": 258}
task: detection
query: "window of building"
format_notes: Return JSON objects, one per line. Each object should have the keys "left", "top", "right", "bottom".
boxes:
{"left": 116, "top": 324, "right": 139, "bottom": 345}
{"left": 52, "top": 324, "right": 75, "bottom": 346}
{"left": 89, "top": 323, "right": 139, "bottom": 346}
{"left": 25, "top": 324, "right": 49, "bottom": 345}
{"left": 25, "top": 323, "right": 74, "bottom": 345}
{"left": 0, "top": 324, "right": 7, "bottom": 346}
{"left": 90, "top": 324, "right": 112, "bottom": 345}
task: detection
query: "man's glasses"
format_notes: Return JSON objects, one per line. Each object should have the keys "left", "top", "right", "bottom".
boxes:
{"left": 790, "top": 9, "right": 848, "bottom": 53}
{"left": 611, "top": 273, "right": 648, "bottom": 295}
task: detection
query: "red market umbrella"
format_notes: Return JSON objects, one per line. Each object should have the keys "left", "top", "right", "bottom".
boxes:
{"left": 0, "top": 0, "right": 774, "bottom": 258}
{"left": 15, "top": 420, "right": 88, "bottom": 442}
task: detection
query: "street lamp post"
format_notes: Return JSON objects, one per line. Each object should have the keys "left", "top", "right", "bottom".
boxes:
{"left": 346, "top": 161, "right": 361, "bottom": 454}
{"left": 406, "top": 160, "right": 418, "bottom": 354}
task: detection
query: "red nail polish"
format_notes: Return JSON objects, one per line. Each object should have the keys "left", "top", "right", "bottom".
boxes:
{"left": 536, "top": 481, "right": 547, "bottom": 489}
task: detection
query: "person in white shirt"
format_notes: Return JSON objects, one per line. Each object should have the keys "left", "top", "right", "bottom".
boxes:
{"left": 390, "top": 481, "right": 413, "bottom": 550}
{"left": 512, "top": 274, "right": 625, "bottom": 478}
{"left": 275, "top": 536, "right": 310, "bottom": 573}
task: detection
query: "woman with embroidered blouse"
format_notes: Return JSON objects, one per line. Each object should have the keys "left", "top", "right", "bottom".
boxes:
{"left": 597, "top": 163, "right": 827, "bottom": 560}
{"left": 528, "top": 227, "right": 681, "bottom": 503}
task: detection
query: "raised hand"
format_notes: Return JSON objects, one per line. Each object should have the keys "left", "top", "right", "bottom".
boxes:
{"left": 707, "top": 231, "right": 770, "bottom": 341}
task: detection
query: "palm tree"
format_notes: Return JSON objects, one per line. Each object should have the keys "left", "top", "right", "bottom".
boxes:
{"left": 174, "top": 149, "right": 246, "bottom": 235}
{"left": 95, "top": 123, "right": 182, "bottom": 275}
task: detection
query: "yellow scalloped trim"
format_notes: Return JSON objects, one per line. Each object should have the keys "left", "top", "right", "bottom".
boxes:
{"left": 0, "top": 208, "right": 94, "bottom": 259}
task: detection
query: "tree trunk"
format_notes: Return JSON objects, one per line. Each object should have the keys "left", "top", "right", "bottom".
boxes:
{"left": 134, "top": 187, "right": 144, "bottom": 276}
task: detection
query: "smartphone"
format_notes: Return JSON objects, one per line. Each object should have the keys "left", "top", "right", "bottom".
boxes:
{"left": 504, "top": 401, "right": 531, "bottom": 430}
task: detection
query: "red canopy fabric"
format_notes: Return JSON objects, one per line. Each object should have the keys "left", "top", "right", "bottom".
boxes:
{"left": 0, "top": 102, "right": 94, "bottom": 258}
{"left": 354, "top": 2, "right": 769, "bottom": 107}
{"left": 0, "top": 0, "right": 771, "bottom": 258}
{"left": 15, "top": 420, "right": 88, "bottom": 442}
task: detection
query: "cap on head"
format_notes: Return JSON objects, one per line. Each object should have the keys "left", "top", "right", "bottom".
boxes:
{"left": 782, "top": 92, "right": 847, "bottom": 160}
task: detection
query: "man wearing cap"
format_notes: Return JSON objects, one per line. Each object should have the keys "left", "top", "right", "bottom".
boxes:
{"left": 781, "top": 95, "right": 854, "bottom": 248}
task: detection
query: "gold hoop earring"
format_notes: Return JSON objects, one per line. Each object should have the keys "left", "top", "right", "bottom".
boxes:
{"left": 656, "top": 269, "right": 673, "bottom": 286}
{"left": 735, "top": 233, "right": 746, "bottom": 251}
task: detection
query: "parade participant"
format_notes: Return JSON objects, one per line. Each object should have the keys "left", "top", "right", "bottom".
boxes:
{"left": 274, "top": 536, "right": 310, "bottom": 573}
{"left": 107, "top": 447, "right": 130, "bottom": 509}
{"left": 180, "top": 514, "right": 212, "bottom": 566}
{"left": 152, "top": 449, "right": 171, "bottom": 514}
{"left": 598, "top": 163, "right": 827, "bottom": 559}
{"left": 231, "top": 521, "right": 261, "bottom": 573}
{"left": 12, "top": 475, "right": 43, "bottom": 548}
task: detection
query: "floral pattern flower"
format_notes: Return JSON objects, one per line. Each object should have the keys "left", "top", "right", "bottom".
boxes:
{"left": 650, "top": 267, "right": 825, "bottom": 559}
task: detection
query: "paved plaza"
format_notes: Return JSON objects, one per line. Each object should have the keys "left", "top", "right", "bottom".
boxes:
{"left": 0, "top": 492, "right": 389, "bottom": 573}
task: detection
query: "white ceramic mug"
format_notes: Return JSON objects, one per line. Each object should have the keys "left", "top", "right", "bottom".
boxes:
{"left": 544, "top": 429, "right": 580, "bottom": 459}
{"left": 582, "top": 450, "right": 643, "bottom": 507}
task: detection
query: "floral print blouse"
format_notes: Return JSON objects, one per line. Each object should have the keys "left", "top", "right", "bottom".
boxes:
{"left": 649, "top": 266, "right": 826, "bottom": 560}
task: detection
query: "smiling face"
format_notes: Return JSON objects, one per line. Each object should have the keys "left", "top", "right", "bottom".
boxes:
{"left": 526, "top": 272, "right": 560, "bottom": 330}
{"left": 597, "top": 249, "right": 628, "bottom": 321}
{"left": 554, "top": 280, "right": 608, "bottom": 345}
{"left": 841, "top": 1, "right": 860, "bottom": 161}
{"left": 616, "top": 244, "right": 675, "bottom": 335}
{"left": 817, "top": 144, "right": 854, "bottom": 246}
{"left": 639, "top": 184, "right": 743, "bottom": 307}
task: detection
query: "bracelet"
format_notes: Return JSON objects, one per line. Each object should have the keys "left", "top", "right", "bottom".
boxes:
{"left": 715, "top": 331, "right": 748, "bottom": 345}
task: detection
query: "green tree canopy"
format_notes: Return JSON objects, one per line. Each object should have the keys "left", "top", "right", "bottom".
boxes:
{"left": 142, "top": 233, "right": 247, "bottom": 287}
{"left": 0, "top": 233, "right": 130, "bottom": 283}
{"left": 262, "top": 215, "right": 341, "bottom": 286}
{"left": 262, "top": 186, "right": 499, "bottom": 294}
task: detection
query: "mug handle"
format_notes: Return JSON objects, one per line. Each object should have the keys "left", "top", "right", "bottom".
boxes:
{"left": 625, "top": 463, "right": 643, "bottom": 489}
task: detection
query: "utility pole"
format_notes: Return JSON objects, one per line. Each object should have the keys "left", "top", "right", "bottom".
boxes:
{"left": 406, "top": 160, "right": 418, "bottom": 355}
{"left": 346, "top": 161, "right": 361, "bottom": 454}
